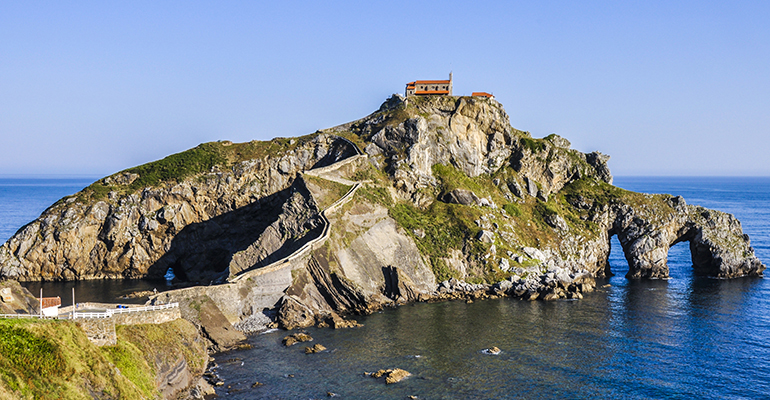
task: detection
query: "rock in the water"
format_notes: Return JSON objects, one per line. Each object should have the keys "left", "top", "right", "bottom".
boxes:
{"left": 282, "top": 332, "right": 313, "bottom": 347}
{"left": 370, "top": 368, "right": 411, "bottom": 384}
{"left": 482, "top": 346, "right": 501, "bottom": 355}
{"left": 304, "top": 343, "right": 327, "bottom": 354}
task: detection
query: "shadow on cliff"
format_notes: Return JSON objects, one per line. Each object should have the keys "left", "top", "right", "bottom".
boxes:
{"left": 146, "top": 178, "right": 322, "bottom": 284}
{"left": 310, "top": 138, "right": 359, "bottom": 169}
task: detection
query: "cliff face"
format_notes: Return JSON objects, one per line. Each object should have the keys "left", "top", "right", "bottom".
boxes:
{"left": 0, "top": 135, "right": 353, "bottom": 282}
{"left": 0, "top": 95, "right": 765, "bottom": 333}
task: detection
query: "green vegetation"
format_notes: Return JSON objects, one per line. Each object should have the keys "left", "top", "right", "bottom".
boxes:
{"left": 0, "top": 322, "right": 66, "bottom": 396}
{"left": 503, "top": 202, "right": 522, "bottom": 217}
{"left": 304, "top": 175, "right": 352, "bottom": 210}
{"left": 0, "top": 318, "right": 205, "bottom": 399}
{"left": 389, "top": 201, "right": 473, "bottom": 281}
{"left": 355, "top": 185, "right": 393, "bottom": 207}
{"left": 73, "top": 134, "right": 320, "bottom": 203}
{"left": 520, "top": 137, "right": 547, "bottom": 153}
{"left": 114, "top": 319, "right": 207, "bottom": 383}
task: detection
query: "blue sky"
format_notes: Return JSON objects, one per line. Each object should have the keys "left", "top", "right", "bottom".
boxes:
{"left": 1, "top": 1, "right": 769, "bottom": 176}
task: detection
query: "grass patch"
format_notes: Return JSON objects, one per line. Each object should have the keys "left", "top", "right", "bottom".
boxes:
{"left": 355, "top": 185, "right": 393, "bottom": 207}
{"left": 73, "top": 134, "right": 321, "bottom": 203}
{"left": 519, "top": 137, "right": 547, "bottom": 153}
{"left": 503, "top": 203, "right": 522, "bottom": 217}
{"left": 389, "top": 201, "right": 480, "bottom": 281}
{"left": 304, "top": 175, "right": 352, "bottom": 210}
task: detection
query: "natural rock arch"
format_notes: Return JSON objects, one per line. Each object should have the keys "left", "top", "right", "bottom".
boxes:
{"left": 606, "top": 196, "right": 764, "bottom": 279}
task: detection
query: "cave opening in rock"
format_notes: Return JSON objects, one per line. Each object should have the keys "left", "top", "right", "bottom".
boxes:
{"left": 608, "top": 229, "right": 701, "bottom": 280}
{"left": 666, "top": 240, "right": 693, "bottom": 279}
{"left": 608, "top": 235, "right": 628, "bottom": 278}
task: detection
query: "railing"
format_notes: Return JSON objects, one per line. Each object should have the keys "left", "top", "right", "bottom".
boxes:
{"left": 72, "top": 302, "right": 178, "bottom": 319}
{"left": 0, "top": 303, "right": 180, "bottom": 320}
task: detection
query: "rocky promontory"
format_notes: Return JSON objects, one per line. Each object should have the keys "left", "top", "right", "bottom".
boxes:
{"left": 0, "top": 94, "right": 764, "bottom": 336}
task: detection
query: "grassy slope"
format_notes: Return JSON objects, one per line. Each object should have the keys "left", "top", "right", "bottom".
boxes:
{"left": 303, "top": 175, "right": 352, "bottom": 210}
{"left": 65, "top": 134, "right": 319, "bottom": 205}
{"left": 0, "top": 318, "right": 204, "bottom": 400}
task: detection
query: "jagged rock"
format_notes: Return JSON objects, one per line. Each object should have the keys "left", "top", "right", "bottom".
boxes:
{"left": 0, "top": 134, "right": 355, "bottom": 282}
{"left": 371, "top": 368, "right": 411, "bottom": 384}
{"left": 0, "top": 280, "right": 39, "bottom": 315}
{"left": 546, "top": 214, "right": 569, "bottom": 231}
{"left": 507, "top": 178, "right": 525, "bottom": 198}
{"left": 277, "top": 296, "right": 316, "bottom": 330}
{"left": 477, "top": 230, "right": 495, "bottom": 243}
{"left": 282, "top": 332, "right": 313, "bottom": 346}
{"left": 0, "top": 94, "right": 763, "bottom": 355}
{"left": 383, "top": 265, "right": 419, "bottom": 302}
{"left": 304, "top": 343, "right": 327, "bottom": 353}
{"left": 525, "top": 177, "right": 539, "bottom": 198}
{"left": 522, "top": 247, "right": 546, "bottom": 262}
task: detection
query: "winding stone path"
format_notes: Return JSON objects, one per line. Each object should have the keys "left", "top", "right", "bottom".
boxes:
{"left": 228, "top": 153, "right": 368, "bottom": 283}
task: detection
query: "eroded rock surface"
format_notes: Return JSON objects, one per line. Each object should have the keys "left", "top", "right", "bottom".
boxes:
{"left": 0, "top": 95, "right": 763, "bottom": 345}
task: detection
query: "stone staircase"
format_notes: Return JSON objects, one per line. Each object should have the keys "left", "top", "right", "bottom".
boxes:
{"left": 228, "top": 150, "right": 368, "bottom": 283}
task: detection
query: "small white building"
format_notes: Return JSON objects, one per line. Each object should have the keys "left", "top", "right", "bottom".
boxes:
{"left": 39, "top": 297, "right": 61, "bottom": 317}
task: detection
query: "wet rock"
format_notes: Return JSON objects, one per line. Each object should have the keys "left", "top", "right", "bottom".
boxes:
{"left": 305, "top": 343, "right": 327, "bottom": 354}
{"left": 282, "top": 332, "right": 313, "bottom": 347}
{"left": 371, "top": 368, "right": 411, "bottom": 384}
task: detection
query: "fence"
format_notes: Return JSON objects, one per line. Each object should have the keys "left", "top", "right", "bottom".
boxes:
{"left": 0, "top": 302, "right": 179, "bottom": 320}
{"left": 72, "top": 302, "right": 179, "bottom": 319}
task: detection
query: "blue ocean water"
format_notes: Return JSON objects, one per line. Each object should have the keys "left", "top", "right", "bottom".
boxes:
{"left": 209, "top": 177, "right": 770, "bottom": 399}
{"left": 0, "top": 177, "right": 768, "bottom": 398}
{"left": 0, "top": 177, "right": 96, "bottom": 243}
{"left": 0, "top": 177, "right": 167, "bottom": 303}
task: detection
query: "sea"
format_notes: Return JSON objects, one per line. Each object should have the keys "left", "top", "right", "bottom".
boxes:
{"left": 1, "top": 176, "right": 769, "bottom": 399}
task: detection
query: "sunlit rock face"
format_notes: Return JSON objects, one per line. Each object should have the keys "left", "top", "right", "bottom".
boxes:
{"left": 0, "top": 94, "right": 763, "bottom": 334}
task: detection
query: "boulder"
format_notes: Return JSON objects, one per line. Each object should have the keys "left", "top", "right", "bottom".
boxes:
{"left": 282, "top": 332, "right": 313, "bottom": 347}
{"left": 277, "top": 295, "right": 316, "bottom": 330}
{"left": 477, "top": 230, "right": 495, "bottom": 243}
{"left": 304, "top": 343, "right": 327, "bottom": 354}
{"left": 371, "top": 368, "right": 411, "bottom": 384}
{"left": 441, "top": 189, "right": 481, "bottom": 206}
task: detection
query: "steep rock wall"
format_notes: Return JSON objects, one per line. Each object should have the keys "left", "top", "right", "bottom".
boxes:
{"left": 0, "top": 135, "right": 354, "bottom": 282}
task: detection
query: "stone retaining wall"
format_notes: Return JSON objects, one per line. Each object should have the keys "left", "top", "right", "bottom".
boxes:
{"left": 77, "top": 307, "right": 180, "bottom": 346}
{"left": 78, "top": 318, "right": 117, "bottom": 346}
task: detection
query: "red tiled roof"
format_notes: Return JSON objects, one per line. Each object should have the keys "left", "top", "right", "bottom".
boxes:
{"left": 472, "top": 92, "right": 494, "bottom": 98}
{"left": 40, "top": 297, "right": 61, "bottom": 308}
{"left": 413, "top": 80, "right": 451, "bottom": 84}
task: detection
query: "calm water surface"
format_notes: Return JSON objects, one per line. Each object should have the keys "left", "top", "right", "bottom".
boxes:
{"left": 212, "top": 177, "right": 770, "bottom": 399}
{"left": 0, "top": 177, "right": 169, "bottom": 304}
{"left": 1, "top": 177, "right": 768, "bottom": 398}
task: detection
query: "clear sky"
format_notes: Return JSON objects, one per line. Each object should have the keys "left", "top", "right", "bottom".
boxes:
{"left": 1, "top": 1, "right": 769, "bottom": 177}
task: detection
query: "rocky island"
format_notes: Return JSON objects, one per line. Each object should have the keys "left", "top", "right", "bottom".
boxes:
{"left": 0, "top": 94, "right": 764, "bottom": 398}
